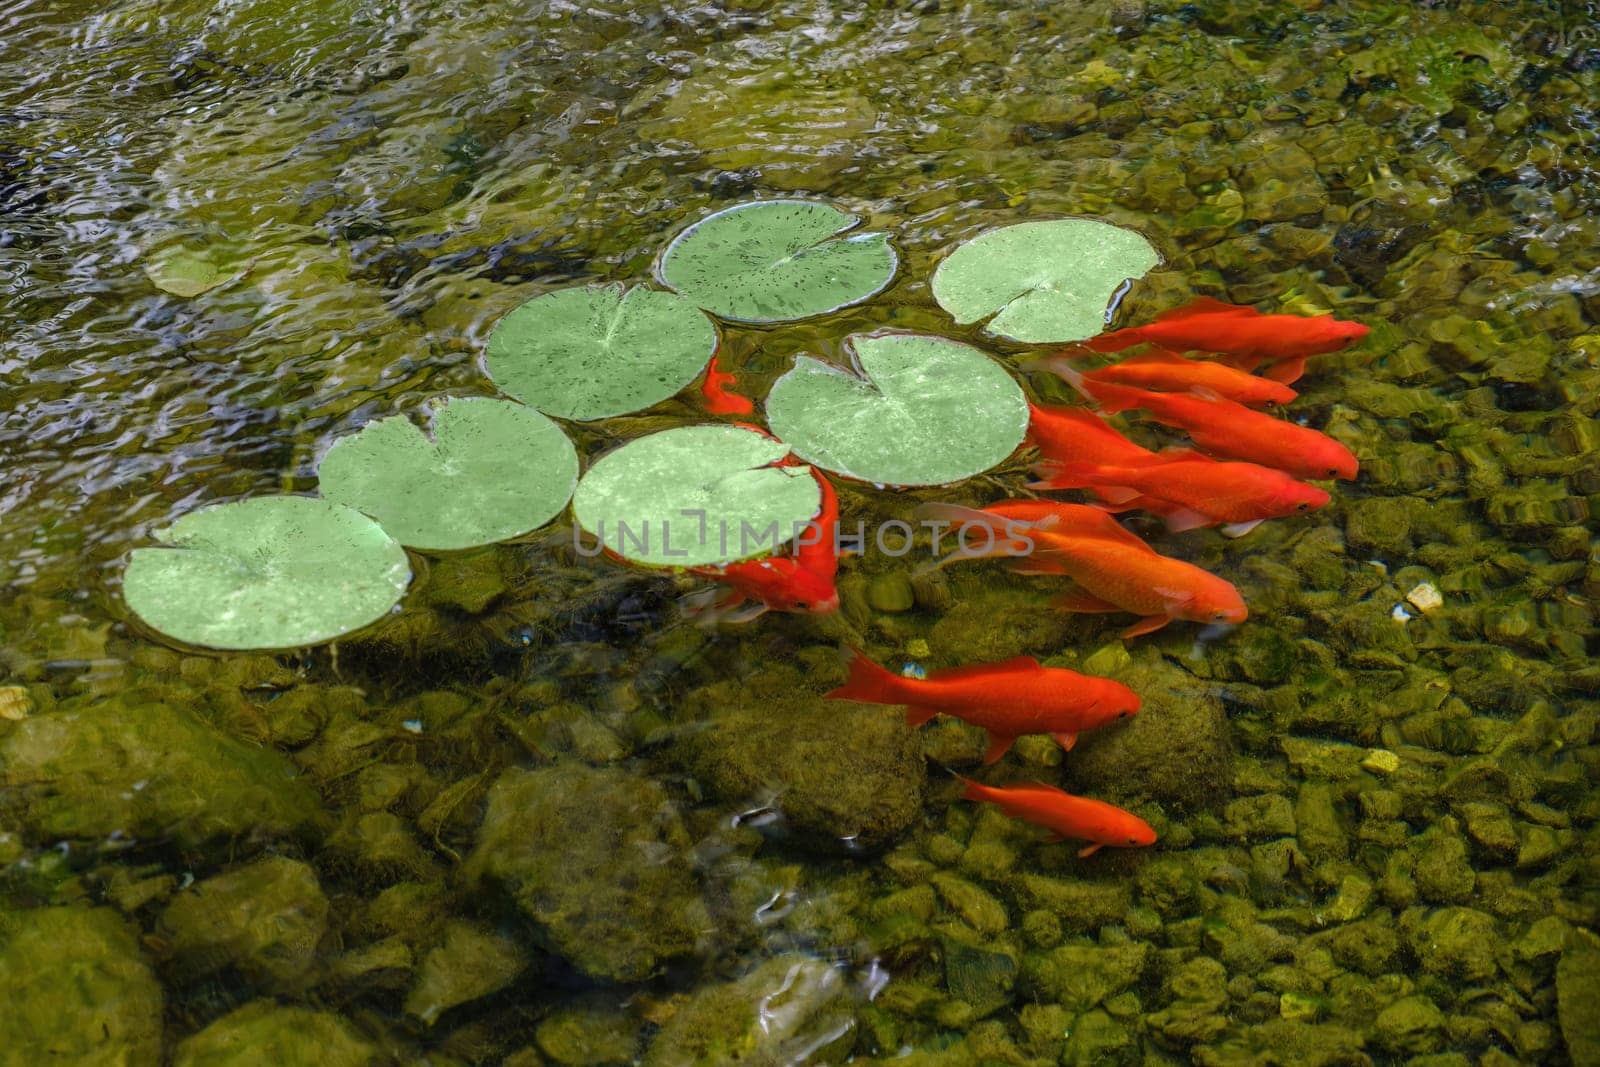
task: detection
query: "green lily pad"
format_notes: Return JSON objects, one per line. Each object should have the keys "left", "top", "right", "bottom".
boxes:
{"left": 765, "top": 332, "right": 1028, "bottom": 487}
{"left": 931, "top": 219, "right": 1160, "bottom": 343}
{"left": 142, "top": 242, "right": 252, "bottom": 298}
{"left": 483, "top": 284, "right": 718, "bottom": 420}
{"left": 317, "top": 396, "right": 579, "bottom": 551}
{"left": 123, "top": 496, "right": 411, "bottom": 651}
{"left": 571, "top": 425, "right": 821, "bottom": 568}
{"left": 656, "top": 199, "right": 897, "bottom": 323}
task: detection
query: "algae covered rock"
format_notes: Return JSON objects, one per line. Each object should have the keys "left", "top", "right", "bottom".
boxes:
{"left": 1374, "top": 993, "right": 1446, "bottom": 1055}
{"left": 0, "top": 699, "right": 323, "bottom": 850}
{"left": 641, "top": 955, "right": 853, "bottom": 1067}
{"left": 535, "top": 995, "right": 642, "bottom": 1066}
{"left": 1557, "top": 932, "right": 1600, "bottom": 1067}
{"left": 172, "top": 1001, "right": 383, "bottom": 1067}
{"left": 464, "top": 763, "right": 709, "bottom": 983}
{"left": 1407, "top": 906, "right": 1500, "bottom": 981}
{"left": 1068, "top": 653, "right": 1232, "bottom": 810}
{"left": 405, "top": 920, "right": 529, "bottom": 1025}
{"left": 157, "top": 855, "right": 331, "bottom": 992}
{"left": 674, "top": 683, "right": 924, "bottom": 854}
{"left": 1022, "top": 940, "right": 1150, "bottom": 1012}
{"left": 0, "top": 907, "right": 163, "bottom": 1066}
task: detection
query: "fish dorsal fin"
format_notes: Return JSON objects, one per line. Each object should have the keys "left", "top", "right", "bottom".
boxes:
{"left": 927, "top": 655, "right": 1045, "bottom": 682}
{"left": 1188, "top": 385, "right": 1225, "bottom": 403}
{"left": 1154, "top": 447, "right": 1215, "bottom": 463}
{"left": 1156, "top": 296, "right": 1258, "bottom": 321}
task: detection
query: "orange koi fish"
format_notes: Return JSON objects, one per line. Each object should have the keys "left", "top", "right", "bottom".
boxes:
{"left": 1026, "top": 525, "right": 1248, "bottom": 638}
{"left": 827, "top": 647, "right": 1139, "bottom": 764}
{"left": 957, "top": 777, "right": 1156, "bottom": 857}
{"left": 1036, "top": 349, "right": 1297, "bottom": 407}
{"left": 1037, "top": 452, "right": 1331, "bottom": 537}
{"left": 686, "top": 469, "right": 839, "bottom": 621}
{"left": 1027, "top": 402, "right": 1158, "bottom": 468}
{"left": 699, "top": 354, "right": 754, "bottom": 415}
{"left": 1050, "top": 365, "right": 1358, "bottom": 482}
{"left": 910, "top": 500, "right": 1129, "bottom": 571}
{"left": 1085, "top": 296, "right": 1369, "bottom": 383}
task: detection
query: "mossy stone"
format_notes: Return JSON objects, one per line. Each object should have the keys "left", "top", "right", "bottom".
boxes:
{"left": 866, "top": 571, "right": 916, "bottom": 613}
{"left": 0, "top": 700, "right": 324, "bottom": 851}
{"left": 1557, "top": 932, "right": 1600, "bottom": 1067}
{"left": 641, "top": 956, "right": 852, "bottom": 1067}
{"left": 464, "top": 764, "right": 709, "bottom": 983}
{"left": 1225, "top": 794, "right": 1297, "bottom": 841}
{"left": 941, "top": 929, "right": 1018, "bottom": 1019}
{"left": 1070, "top": 653, "right": 1231, "bottom": 810}
{"left": 1022, "top": 941, "right": 1149, "bottom": 1012}
{"left": 0, "top": 907, "right": 163, "bottom": 1067}
{"left": 1062, "top": 1009, "right": 1136, "bottom": 1066}
{"left": 405, "top": 921, "right": 528, "bottom": 1026}
{"left": 535, "top": 996, "right": 641, "bottom": 1066}
{"left": 1408, "top": 821, "right": 1476, "bottom": 904}
{"left": 674, "top": 685, "right": 924, "bottom": 854}
{"left": 1375, "top": 994, "right": 1446, "bottom": 1054}
{"left": 1409, "top": 907, "right": 1500, "bottom": 981}
{"left": 172, "top": 1001, "right": 382, "bottom": 1067}
{"left": 1344, "top": 496, "right": 1416, "bottom": 557}
{"left": 157, "top": 855, "right": 330, "bottom": 993}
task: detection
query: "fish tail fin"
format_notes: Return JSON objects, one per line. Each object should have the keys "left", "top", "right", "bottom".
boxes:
{"left": 955, "top": 774, "right": 986, "bottom": 802}
{"left": 1029, "top": 462, "right": 1139, "bottom": 505}
{"left": 911, "top": 503, "right": 1033, "bottom": 572}
{"left": 827, "top": 647, "right": 909, "bottom": 705}
{"left": 1032, "top": 360, "right": 1146, "bottom": 414}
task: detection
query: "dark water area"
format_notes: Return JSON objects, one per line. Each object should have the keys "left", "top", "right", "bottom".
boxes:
{"left": 2, "top": 0, "right": 1599, "bottom": 1063}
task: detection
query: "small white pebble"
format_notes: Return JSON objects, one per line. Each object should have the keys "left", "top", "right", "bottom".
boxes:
{"left": 1361, "top": 749, "right": 1401, "bottom": 775}
{"left": 402, "top": 719, "right": 424, "bottom": 734}
{"left": 1367, "top": 559, "right": 1389, "bottom": 575}
{"left": 1391, "top": 604, "right": 1413, "bottom": 623}
{"left": 1406, "top": 582, "right": 1443, "bottom": 613}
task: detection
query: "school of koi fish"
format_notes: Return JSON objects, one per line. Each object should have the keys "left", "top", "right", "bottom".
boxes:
{"left": 694, "top": 297, "right": 1370, "bottom": 857}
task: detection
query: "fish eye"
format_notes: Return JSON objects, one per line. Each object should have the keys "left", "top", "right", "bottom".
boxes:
{"left": 1326, "top": 468, "right": 1339, "bottom": 477}
{"left": 1212, "top": 612, "right": 1230, "bottom": 622}
{"left": 1127, "top": 837, "right": 1139, "bottom": 845}
{"left": 1296, "top": 502, "right": 1309, "bottom": 511}
{"left": 1116, "top": 709, "right": 1131, "bottom": 719}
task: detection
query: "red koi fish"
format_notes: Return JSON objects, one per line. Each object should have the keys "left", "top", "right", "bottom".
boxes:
{"left": 686, "top": 469, "right": 839, "bottom": 621}
{"left": 699, "top": 354, "right": 753, "bottom": 415}
{"left": 827, "top": 647, "right": 1139, "bottom": 764}
{"left": 1050, "top": 365, "right": 1358, "bottom": 482}
{"left": 1035, "top": 349, "right": 1297, "bottom": 407}
{"left": 1085, "top": 297, "right": 1369, "bottom": 384}
{"left": 957, "top": 777, "right": 1156, "bottom": 857}
{"left": 1038, "top": 452, "right": 1331, "bottom": 537}
{"left": 1027, "top": 525, "right": 1248, "bottom": 638}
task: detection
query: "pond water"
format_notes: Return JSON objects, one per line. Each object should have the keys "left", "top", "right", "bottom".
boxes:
{"left": 2, "top": 0, "right": 1598, "bottom": 1063}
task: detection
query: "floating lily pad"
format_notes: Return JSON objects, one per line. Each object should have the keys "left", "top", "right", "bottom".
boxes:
{"left": 317, "top": 396, "right": 579, "bottom": 551}
{"left": 142, "top": 242, "right": 251, "bottom": 298}
{"left": 931, "top": 219, "right": 1160, "bottom": 343}
{"left": 656, "top": 199, "right": 897, "bottom": 323}
{"left": 571, "top": 425, "right": 821, "bottom": 568}
{"left": 123, "top": 496, "right": 411, "bottom": 651}
{"left": 484, "top": 284, "right": 718, "bottom": 420}
{"left": 765, "top": 332, "right": 1028, "bottom": 487}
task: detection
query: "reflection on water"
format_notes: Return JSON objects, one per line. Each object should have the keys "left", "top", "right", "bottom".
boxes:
{"left": 1, "top": 0, "right": 1597, "bottom": 1062}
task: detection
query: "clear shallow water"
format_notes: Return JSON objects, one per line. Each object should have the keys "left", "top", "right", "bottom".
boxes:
{"left": 1, "top": 0, "right": 1598, "bottom": 1063}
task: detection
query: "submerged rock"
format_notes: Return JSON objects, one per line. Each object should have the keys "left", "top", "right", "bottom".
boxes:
{"left": 0, "top": 906, "right": 163, "bottom": 1065}
{"left": 674, "top": 683, "right": 924, "bottom": 854}
{"left": 172, "top": 1001, "right": 383, "bottom": 1067}
{"left": 1069, "top": 653, "right": 1232, "bottom": 810}
{"left": 157, "top": 855, "right": 331, "bottom": 993}
{"left": 464, "top": 763, "right": 709, "bottom": 983}
{"left": 641, "top": 955, "right": 853, "bottom": 1067}
{"left": 405, "top": 920, "right": 529, "bottom": 1026}
{"left": 0, "top": 699, "right": 323, "bottom": 850}
{"left": 1557, "top": 932, "right": 1600, "bottom": 1067}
